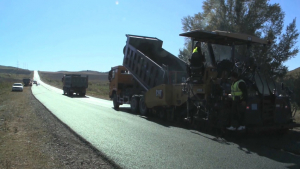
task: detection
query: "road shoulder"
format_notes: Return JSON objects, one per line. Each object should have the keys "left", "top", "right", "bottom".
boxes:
{"left": 0, "top": 85, "right": 116, "bottom": 169}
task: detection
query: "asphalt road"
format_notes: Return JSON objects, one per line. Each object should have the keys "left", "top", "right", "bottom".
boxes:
{"left": 32, "top": 71, "right": 300, "bottom": 169}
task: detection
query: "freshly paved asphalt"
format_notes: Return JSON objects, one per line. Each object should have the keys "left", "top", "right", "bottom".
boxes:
{"left": 32, "top": 71, "right": 300, "bottom": 169}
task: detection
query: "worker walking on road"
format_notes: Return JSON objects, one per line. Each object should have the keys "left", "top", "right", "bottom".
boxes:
{"left": 227, "top": 72, "right": 247, "bottom": 131}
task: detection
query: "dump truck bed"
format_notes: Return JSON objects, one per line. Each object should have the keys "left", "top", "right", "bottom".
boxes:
{"left": 64, "top": 74, "right": 88, "bottom": 88}
{"left": 123, "top": 34, "right": 187, "bottom": 90}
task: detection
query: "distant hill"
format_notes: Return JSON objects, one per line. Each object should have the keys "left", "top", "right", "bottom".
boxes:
{"left": 287, "top": 67, "right": 300, "bottom": 77}
{"left": 55, "top": 70, "right": 108, "bottom": 75}
{"left": 80, "top": 70, "right": 109, "bottom": 74}
{"left": 0, "top": 65, "right": 16, "bottom": 69}
{"left": 0, "top": 65, "right": 31, "bottom": 75}
{"left": 39, "top": 70, "right": 108, "bottom": 81}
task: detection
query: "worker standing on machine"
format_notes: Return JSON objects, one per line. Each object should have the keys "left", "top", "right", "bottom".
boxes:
{"left": 185, "top": 42, "right": 206, "bottom": 121}
{"left": 189, "top": 42, "right": 206, "bottom": 69}
{"left": 227, "top": 72, "right": 247, "bottom": 131}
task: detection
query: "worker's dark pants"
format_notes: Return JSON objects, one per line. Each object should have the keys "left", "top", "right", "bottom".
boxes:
{"left": 231, "top": 100, "right": 246, "bottom": 127}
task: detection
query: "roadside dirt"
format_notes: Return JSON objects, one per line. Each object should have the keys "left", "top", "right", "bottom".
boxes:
{"left": 0, "top": 86, "right": 117, "bottom": 169}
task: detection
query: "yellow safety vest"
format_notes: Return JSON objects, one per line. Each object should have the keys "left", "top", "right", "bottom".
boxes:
{"left": 231, "top": 79, "right": 245, "bottom": 100}
{"left": 193, "top": 47, "right": 198, "bottom": 53}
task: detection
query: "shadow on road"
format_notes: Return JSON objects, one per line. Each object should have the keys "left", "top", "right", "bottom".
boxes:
{"left": 115, "top": 106, "right": 300, "bottom": 168}
{"left": 190, "top": 130, "right": 230, "bottom": 145}
{"left": 116, "top": 107, "right": 188, "bottom": 128}
{"left": 227, "top": 130, "right": 300, "bottom": 168}
{"left": 184, "top": 123, "right": 300, "bottom": 168}
{"left": 193, "top": 129, "right": 300, "bottom": 168}
{"left": 117, "top": 107, "right": 132, "bottom": 114}
{"left": 62, "top": 94, "right": 89, "bottom": 98}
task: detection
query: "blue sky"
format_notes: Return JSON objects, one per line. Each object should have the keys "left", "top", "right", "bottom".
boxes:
{"left": 0, "top": 0, "right": 299, "bottom": 72}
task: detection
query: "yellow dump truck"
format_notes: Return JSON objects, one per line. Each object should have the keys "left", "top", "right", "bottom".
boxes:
{"left": 109, "top": 35, "right": 191, "bottom": 120}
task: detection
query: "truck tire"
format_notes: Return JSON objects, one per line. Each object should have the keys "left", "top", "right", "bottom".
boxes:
{"left": 139, "top": 96, "right": 148, "bottom": 116}
{"left": 158, "top": 110, "right": 166, "bottom": 121}
{"left": 113, "top": 94, "right": 119, "bottom": 110}
{"left": 130, "top": 97, "right": 139, "bottom": 114}
{"left": 68, "top": 90, "right": 73, "bottom": 96}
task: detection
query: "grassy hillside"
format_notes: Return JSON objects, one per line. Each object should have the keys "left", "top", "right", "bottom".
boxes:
{"left": 282, "top": 67, "right": 300, "bottom": 121}
{"left": 287, "top": 67, "right": 300, "bottom": 77}
{"left": 0, "top": 65, "right": 33, "bottom": 93}
{"left": 0, "top": 65, "right": 32, "bottom": 76}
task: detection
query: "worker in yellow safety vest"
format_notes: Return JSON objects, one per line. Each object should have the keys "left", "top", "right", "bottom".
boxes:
{"left": 227, "top": 72, "right": 248, "bottom": 131}
{"left": 189, "top": 42, "right": 205, "bottom": 67}
{"left": 184, "top": 42, "right": 206, "bottom": 122}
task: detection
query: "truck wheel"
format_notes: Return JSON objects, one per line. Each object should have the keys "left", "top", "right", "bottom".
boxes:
{"left": 63, "top": 90, "right": 65, "bottom": 95}
{"left": 167, "top": 109, "right": 174, "bottom": 121}
{"left": 130, "top": 97, "right": 139, "bottom": 114}
{"left": 113, "top": 94, "right": 119, "bottom": 110}
{"left": 139, "top": 96, "right": 148, "bottom": 116}
{"left": 276, "top": 129, "right": 289, "bottom": 135}
{"left": 158, "top": 110, "right": 166, "bottom": 121}
{"left": 68, "top": 90, "right": 73, "bottom": 96}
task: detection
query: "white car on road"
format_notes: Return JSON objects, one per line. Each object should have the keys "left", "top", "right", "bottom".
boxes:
{"left": 12, "top": 83, "right": 24, "bottom": 92}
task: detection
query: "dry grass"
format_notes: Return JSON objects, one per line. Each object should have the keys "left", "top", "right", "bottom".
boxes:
{"left": 38, "top": 71, "right": 110, "bottom": 100}
{"left": 0, "top": 68, "right": 33, "bottom": 92}
{"left": 0, "top": 72, "right": 61, "bottom": 168}
{"left": 0, "top": 89, "right": 61, "bottom": 168}
{"left": 0, "top": 67, "right": 114, "bottom": 168}
{"left": 86, "top": 81, "right": 110, "bottom": 100}
{"left": 0, "top": 68, "right": 57, "bottom": 168}
{"left": 287, "top": 67, "right": 300, "bottom": 77}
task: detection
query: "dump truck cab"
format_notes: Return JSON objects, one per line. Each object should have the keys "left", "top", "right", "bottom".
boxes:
{"left": 108, "top": 65, "right": 134, "bottom": 99}
{"left": 108, "top": 65, "right": 143, "bottom": 110}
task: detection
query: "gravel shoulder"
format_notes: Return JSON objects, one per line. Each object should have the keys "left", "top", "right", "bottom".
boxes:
{"left": 0, "top": 85, "right": 117, "bottom": 169}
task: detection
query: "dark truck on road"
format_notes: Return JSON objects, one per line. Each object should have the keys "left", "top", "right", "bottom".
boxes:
{"left": 23, "top": 78, "right": 32, "bottom": 86}
{"left": 62, "top": 74, "right": 88, "bottom": 96}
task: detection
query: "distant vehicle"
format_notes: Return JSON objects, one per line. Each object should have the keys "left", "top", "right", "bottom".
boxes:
{"left": 33, "top": 80, "right": 37, "bottom": 84}
{"left": 12, "top": 83, "right": 23, "bottom": 92}
{"left": 62, "top": 74, "right": 88, "bottom": 96}
{"left": 23, "top": 78, "right": 32, "bottom": 86}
